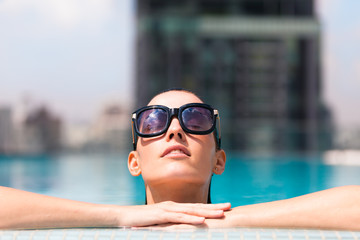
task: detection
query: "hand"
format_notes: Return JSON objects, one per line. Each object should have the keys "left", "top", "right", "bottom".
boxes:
{"left": 147, "top": 209, "right": 237, "bottom": 230}
{"left": 115, "top": 201, "right": 231, "bottom": 227}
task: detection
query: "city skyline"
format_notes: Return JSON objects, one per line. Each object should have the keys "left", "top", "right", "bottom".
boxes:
{"left": 0, "top": 101, "right": 131, "bottom": 154}
{"left": 0, "top": 0, "right": 359, "bottom": 128}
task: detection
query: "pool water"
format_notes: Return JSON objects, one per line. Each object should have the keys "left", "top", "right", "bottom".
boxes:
{"left": 1, "top": 153, "right": 359, "bottom": 206}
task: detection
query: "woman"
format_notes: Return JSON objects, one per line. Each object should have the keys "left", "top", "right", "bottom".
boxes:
{"left": 1, "top": 89, "right": 360, "bottom": 230}
{"left": 127, "top": 89, "right": 360, "bottom": 229}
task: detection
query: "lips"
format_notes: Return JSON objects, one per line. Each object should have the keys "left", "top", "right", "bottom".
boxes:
{"left": 161, "top": 145, "right": 191, "bottom": 158}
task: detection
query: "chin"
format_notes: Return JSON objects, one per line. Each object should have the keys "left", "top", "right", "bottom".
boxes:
{"left": 163, "top": 165, "right": 206, "bottom": 182}
{"left": 166, "top": 163, "right": 191, "bottom": 175}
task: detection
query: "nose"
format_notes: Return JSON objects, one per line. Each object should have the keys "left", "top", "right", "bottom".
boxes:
{"left": 166, "top": 117, "right": 185, "bottom": 142}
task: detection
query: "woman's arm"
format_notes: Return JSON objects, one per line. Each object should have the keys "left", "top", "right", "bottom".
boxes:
{"left": 204, "top": 185, "right": 360, "bottom": 230}
{"left": 0, "top": 186, "right": 230, "bottom": 229}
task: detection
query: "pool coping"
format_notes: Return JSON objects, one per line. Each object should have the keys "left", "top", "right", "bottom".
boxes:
{"left": 1, "top": 227, "right": 360, "bottom": 239}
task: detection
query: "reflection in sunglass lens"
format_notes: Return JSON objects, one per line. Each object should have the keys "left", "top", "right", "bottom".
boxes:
{"left": 182, "top": 107, "right": 213, "bottom": 132}
{"left": 137, "top": 109, "right": 167, "bottom": 134}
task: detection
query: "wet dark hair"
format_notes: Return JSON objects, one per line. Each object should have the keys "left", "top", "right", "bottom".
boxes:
{"left": 157, "top": 87, "right": 192, "bottom": 94}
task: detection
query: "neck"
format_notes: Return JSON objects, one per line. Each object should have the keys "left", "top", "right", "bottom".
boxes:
{"left": 145, "top": 181, "right": 210, "bottom": 204}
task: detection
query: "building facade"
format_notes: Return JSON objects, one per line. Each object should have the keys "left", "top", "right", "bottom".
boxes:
{"left": 0, "top": 107, "right": 15, "bottom": 154}
{"left": 24, "top": 106, "right": 62, "bottom": 154}
{"left": 135, "top": 0, "right": 332, "bottom": 153}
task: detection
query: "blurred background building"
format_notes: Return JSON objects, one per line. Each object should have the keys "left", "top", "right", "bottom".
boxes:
{"left": 0, "top": 102, "right": 131, "bottom": 155}
{"left": 135, "top": 0, "right": 333, "bottom": 153}
{"left": 23, "top": 106, "right": 62, "bottom": 154}
{"left": 78, "top": 103, "right": 131, "bottom": 153}
{"left": 0, "top": 106, "right": 16, "bottom": 154}
{"left": 0, "top": 104, "right": 62, "bottom": 155}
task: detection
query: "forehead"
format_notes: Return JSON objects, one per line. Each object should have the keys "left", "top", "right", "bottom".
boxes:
{"left": 148, "top": 91, "right": 203, "bottom": 108}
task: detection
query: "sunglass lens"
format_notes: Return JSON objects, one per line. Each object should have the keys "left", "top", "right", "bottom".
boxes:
{"left": 182, "top": 107, "right": 213, "bottom": 132}
{"left": 137, "top": 108, "right": 167, "bottom": 135}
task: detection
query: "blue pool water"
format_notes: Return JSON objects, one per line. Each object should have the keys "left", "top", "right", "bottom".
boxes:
{"left": 1, "top": 153, "right": 360, "bottom": 206}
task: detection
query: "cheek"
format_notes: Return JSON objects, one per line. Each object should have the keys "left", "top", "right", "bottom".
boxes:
{"left": 192, "top": 135, "right": 217, "bottom": 165}
{"left": 198, "top": 134, "right": 217, "bottom": 152}
{"left": 136, "top": 145, "right": 157, "bottom": 170}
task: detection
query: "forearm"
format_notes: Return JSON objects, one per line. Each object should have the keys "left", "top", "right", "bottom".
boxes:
{"left": 0, "top": 187, "right": 231, "bottom": 229}
{"left": 229, "top": 185, "right": 360, "bottom": 230}
{"left": 0, "top": 186, "right": 118, "bottom": 229}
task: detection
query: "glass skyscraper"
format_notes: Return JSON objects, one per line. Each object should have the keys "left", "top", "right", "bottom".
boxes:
{"left": 135, "top": 0, "right": 333, "bottom": 153}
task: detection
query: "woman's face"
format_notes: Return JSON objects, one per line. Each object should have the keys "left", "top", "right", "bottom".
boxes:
{"left": 128, "top": 91, "right": 225, "bottom": 188}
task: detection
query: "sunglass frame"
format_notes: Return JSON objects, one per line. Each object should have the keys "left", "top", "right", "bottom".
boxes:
{"left": 132, "top": 103, "right": 218, "bottom": 138}
{"left": 131, "top": 103, "right": 221, "bottom": 150}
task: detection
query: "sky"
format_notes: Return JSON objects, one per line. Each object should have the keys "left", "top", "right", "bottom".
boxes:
{"left": 0, "top": 0, "right": 359, "bottom": 128}
{"left": 316, "top": 0, "right": 360, "bottom": 128}
{"left": 0, "top": 0, "right": 135, "bottom": 123}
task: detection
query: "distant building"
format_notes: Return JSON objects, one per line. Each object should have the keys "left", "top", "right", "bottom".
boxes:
{"left": 0, "top": 106, "right": 15, "bottom": 154}
{"left": 63, "top": 122, "right": 92, "bottom": 151}
{"left": 86, "top": 104, "right": 131, "bottom": 152}
{"left": 135, "top": 0, "right": 333, "bottom": 153}
{"left": 24, "top": 106, "right": 62, "bottom": 154}
{"left": 335, "top": 126, "right": 360, "bottom": 150}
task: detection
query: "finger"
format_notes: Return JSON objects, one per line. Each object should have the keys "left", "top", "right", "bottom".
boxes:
{"left": 170, "top": 202, "right": 231, "bottom": 210}
{"left": 161, "top": 206, "right": 224, "bottom": 218}
{"left": 163, "top": 201, "right": 231, "bottom": 210}
{"left": 177, "top": 208, "right": 225, "bottom": 218}
{"left": 158, "top": 202, "right": 231, "bottom": 211}
{"left": 162, "top": 212, "right": 206, "bottom": 225}
{"left": 161, "top": 203, "right": 231, "bottom": 218}
{"left": 123, "top": 211, "right": 205, "bottom": 227}
{"left": 192, "top": 203, "right": 232, "bottom": 210}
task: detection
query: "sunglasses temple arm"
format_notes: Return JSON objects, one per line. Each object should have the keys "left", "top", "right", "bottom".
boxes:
{"left": 131, "top": 118, "right": 137, "bottom": 150}
{"left": 217, "top": 115, "right": 221, "bottom": 149}
{"left": 214, "top": 109, "right": 221, "bottom": 149}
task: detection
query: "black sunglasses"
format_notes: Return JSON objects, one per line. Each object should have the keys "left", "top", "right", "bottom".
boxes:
{"left": 131, "top": 103, "right": 221, "bottom": 150}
